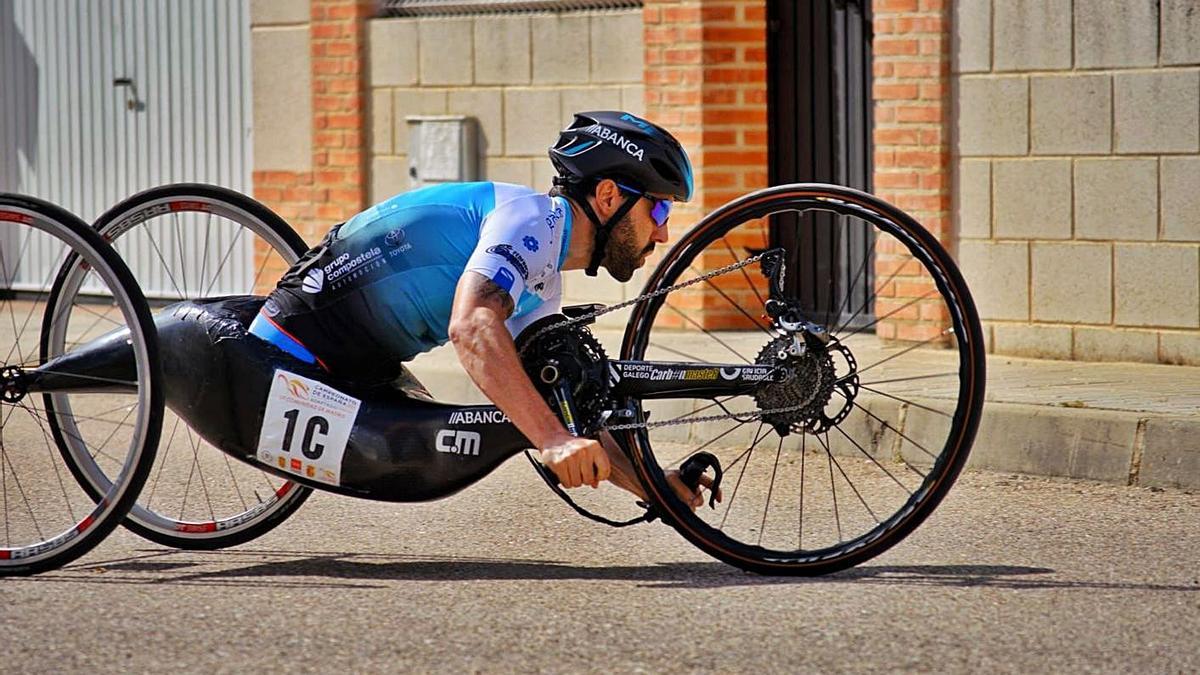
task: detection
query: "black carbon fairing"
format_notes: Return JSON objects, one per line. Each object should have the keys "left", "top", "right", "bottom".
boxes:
{"left": 34, "top": 297, "right": 532, "bottom": 502}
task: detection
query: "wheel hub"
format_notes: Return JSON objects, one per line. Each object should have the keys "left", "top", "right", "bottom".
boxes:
{"left": 1, "top": 365, "right": 28, "bottom": 404}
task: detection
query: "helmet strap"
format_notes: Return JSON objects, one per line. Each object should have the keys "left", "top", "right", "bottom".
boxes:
{"left": 582, "top": 194, "right": 639, "bottom": 278}
{"left": 554, "top": 175, "right": 641, "bottom": 277}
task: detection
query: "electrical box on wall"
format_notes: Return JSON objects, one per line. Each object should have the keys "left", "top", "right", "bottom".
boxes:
{"left": 406, "top": 115, "right": 479, "bottom": 187}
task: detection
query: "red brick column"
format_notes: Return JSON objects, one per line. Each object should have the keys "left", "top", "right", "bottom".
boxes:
{"left": 252, "top": 0, "right": 371, "bottom": 292}
{"left": 871, "top": 0, "right": 952, "bottom": 341}
{"left": 644, "top": 0, "right": 768, "bottom": 330}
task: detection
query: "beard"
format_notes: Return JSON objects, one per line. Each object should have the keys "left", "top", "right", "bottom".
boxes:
{"left": 602, "top": 213, "right": 653, "bottom": 282}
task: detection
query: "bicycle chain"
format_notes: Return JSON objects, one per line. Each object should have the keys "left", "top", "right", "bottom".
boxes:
{"left": 520, "top": 250, "right": 774, "bottom": 349}
{"left": 520, "top": 249, "right": 813, "bottom": 434}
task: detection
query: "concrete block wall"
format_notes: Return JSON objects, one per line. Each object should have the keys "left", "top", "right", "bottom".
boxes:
{"left": 251, "top": 0, "right": 372, "bottom": 295}
{"left": 953, "top": 0, "right": 1200, "bottom": 365}
{"left": 367, "top": 10, "right": 644, "bottom": 318}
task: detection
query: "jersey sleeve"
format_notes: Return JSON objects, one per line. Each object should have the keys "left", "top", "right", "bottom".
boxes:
{"left": 506, "top": 274, "right": 562, "bottom": 339}
{"left": 463, "top": 194, "right": 561, "bottom": 311}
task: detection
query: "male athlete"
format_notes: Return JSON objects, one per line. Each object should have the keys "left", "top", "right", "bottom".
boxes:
{"left": 249, "top": 111, "right": 718, "bottom": 509}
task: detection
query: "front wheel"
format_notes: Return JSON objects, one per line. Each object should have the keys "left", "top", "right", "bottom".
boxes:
{"left": 0, "top": 194, "right": 163, "bottom": 575}
{"left": 44, "top": 184, "right": 312, "bottom": 550}
{"left": 619, "top": 184, "right": 986, "bottom": 576}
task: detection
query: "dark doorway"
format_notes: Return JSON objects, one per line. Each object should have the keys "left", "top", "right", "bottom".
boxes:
{"left": 767, "top": 0, "right": 874, "bottom": 329}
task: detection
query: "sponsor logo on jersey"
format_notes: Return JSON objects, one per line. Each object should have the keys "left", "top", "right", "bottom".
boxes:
{"left": 486, "top": 244, "right": 529, "bottom": 279}
{"left": 385, "top": 227, "right": 413, "bottom": 256}
{"left": 523, "top": 235, "right": 539, "bottom": 252}
{"left": 491, "top": 267, "right": 515, "bottom": 294}
{"left": 583, "top": 123, "right": 645, "bottom": 161}
{"left": 545, "top": 204, "right": 564, "bottom": 231}
{"left": 318, "top": 247, "right": 385, "bottom": 290}
{"left": 447, "top": 409, "right": 510, "bottom": 425}
{"left": 302, "top": 268, "right": 324, "bottom": 294}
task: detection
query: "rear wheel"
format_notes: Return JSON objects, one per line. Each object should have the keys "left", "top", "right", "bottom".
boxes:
{"left": 619, "top": 184, "right": 986, "bottom": 575}
{"left": 44, "top": 184, "right": 311, "bottom": 550}
{"left": 0, "top": 193, "right": 162, "bottom": 575}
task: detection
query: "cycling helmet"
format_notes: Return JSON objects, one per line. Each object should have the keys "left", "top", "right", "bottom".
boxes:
{"left": 549, "top": 111, "right": 694, "bottom": 276}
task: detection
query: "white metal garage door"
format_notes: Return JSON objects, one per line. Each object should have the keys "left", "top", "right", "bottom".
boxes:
{"left": 0, "top": 0, "right": 254, "bottom": 298}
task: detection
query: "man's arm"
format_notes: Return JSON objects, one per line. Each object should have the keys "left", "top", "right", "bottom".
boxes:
{"left": 447, "top": 271, "right": 611, "bottom": 488}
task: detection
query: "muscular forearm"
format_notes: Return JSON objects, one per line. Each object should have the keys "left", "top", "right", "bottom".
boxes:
{"left": 449, "top": 307, "right": 569, "bottom": 451}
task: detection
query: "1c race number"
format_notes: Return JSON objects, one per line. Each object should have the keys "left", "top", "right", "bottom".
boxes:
{"left": 281, "top": 408, "right": 329, "bottom": 459}
{"left": 256, "top": 370, "right": 361, "bottom": 486}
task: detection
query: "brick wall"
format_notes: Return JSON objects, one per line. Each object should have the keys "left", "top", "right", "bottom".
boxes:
{"left": 643, "top": 0, "right": 769, "bottom": 330}
{"left": 871, "top": 0, "right": 953, "bottom": 343}
{"left": 954, "top": 0, "right": 1200, "bottom": 365}
{"left": 251, "top": 0, "right": 371, "bottom": 292}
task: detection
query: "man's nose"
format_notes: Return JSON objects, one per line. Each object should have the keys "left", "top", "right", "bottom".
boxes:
{"left": 652, "top": 223, "right": 670, "bottom": 243}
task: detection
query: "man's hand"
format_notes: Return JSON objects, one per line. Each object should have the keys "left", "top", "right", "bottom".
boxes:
{"left": 539, "top": 435, "right": 612, "bottom": 488}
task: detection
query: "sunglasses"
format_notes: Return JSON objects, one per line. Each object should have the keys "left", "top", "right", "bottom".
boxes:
{"left": 616, "top": 182, "right": 672, "bottom": 228}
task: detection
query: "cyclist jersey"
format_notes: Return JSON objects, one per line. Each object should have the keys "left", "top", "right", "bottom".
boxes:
{"left": 251, "top": 181, "right": 574, "bottom": 383}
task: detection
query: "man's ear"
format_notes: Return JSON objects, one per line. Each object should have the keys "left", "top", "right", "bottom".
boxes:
{"left": 591, "top": 179, "right": 622, "bottom": 218}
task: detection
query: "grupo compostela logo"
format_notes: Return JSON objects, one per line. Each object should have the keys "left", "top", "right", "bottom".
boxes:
{"left": 276, "top": 373, "right": 310, "bottom": 399}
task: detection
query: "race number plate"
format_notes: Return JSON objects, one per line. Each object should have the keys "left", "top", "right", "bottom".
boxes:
{"left": 256, "top": 370, "right": 361, "bottom": 486}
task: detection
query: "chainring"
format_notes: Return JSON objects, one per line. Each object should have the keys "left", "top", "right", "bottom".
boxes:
{"left": 516, "top": 315, "right": 612, "bottom": 435}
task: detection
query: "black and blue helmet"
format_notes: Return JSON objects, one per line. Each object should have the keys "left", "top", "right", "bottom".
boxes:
{"left": 550, "top": 111, "right": 694, "bottom": 202}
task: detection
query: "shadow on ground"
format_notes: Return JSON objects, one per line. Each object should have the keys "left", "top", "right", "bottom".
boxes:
{"left": 12, "top": 548, "right": 1195, "bottom": 594}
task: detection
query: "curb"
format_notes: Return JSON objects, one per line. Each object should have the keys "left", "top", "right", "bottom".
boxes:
{"left": 408, "top": 351, "right": 1200, "bottom": 491}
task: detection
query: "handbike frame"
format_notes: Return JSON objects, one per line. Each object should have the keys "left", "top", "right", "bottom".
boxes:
{"left": 28, "top": 296, "right": 785, "bottom": 505}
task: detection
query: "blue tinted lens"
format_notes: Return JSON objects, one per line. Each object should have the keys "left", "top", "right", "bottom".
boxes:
{"left": 651, "top": 199, "right": 671, "bottom": 227}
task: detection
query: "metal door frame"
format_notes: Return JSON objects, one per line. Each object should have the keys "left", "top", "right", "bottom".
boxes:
{"left": 767, "top": 0, "right": 875, "bottom": 329}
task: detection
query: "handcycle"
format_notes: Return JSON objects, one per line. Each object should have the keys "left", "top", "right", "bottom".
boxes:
{"left": 0, "top": 182, "right": 985, "bottom": 576}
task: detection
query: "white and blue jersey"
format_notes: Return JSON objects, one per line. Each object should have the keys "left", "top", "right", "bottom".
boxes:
{"left": 251, "top": 182, "right": 573, "bottom": 381}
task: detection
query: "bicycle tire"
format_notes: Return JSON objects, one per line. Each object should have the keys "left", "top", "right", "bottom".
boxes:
{"left": 43, "top": 183, "right": 311, "bottom": 550}
{"left": 0, "top": 193, "right": 163, "bottom": 575}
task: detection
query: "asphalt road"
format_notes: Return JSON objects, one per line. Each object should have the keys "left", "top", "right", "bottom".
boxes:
{"left": 3, "top": 457, "right": 1198, "bottom": 674}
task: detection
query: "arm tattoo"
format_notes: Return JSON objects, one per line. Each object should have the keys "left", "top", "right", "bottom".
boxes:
{"left": 473, "top": 277, "right": 515, "bottom": 319}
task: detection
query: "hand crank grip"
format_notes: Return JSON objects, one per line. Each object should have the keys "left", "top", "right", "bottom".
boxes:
{"left": 678, "top": 451, "right": 723, "bottom": 509}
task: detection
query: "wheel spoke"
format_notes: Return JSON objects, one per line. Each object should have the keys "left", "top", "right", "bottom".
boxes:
{"left": 832, "top": 423, "right": 914, "bottom": 493}
{"left": 17, "top": 401, "right": 79, "bottom": 522}
{"left": 722, "top": 237, "right": 767, "bottom": 309}
{"left": 718, "top": 423, "right": 770, "bottom": 531}
{"left": 757, "top": 435, "right": 785, "bottom": 546}
{"left": 184, "top": 426, "right": 217, "bottom": 522}
{"left": 647, "top": 341, "right": 710, "bottom": 363}
{"left": 200, "top": 226, "right": 247, "bottom": 298}
{"left": 843, "top": 396, "right": 940, "bottom": 463}
{"left": 860, "top": 371, "right": 959, "bottom": 387}
{"left": 797, "top": 432, "right": 806, "bottom": 550}
{"left": 145, "top": 225, "right": 187, "bottom": 298}
{"left": 855, "top": 327, "right": 951, "bottom": 377}
{"left": 819, "top": 432, "right": 880, "bottom": 524}
{"left": 820, "top": 433, "right": 842, "bottom": 541}
{"left": 664, "top": 417, "right": 751, "bottom": 470}
{"left": 688, "top": 264, "right": 773, "bottom": 336}
{"left": 148, "top": 416, "right": 184, "bottom": 510}
{"left": 663, "top": 303, "right": 752, "bottom": 365}
{"left": 857, "top": 384, "right": 952, "bottom": 420}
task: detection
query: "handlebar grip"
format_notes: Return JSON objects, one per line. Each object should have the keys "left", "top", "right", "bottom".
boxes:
{"left": 679, "top": 454, "right": 710, "bottom": 489}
